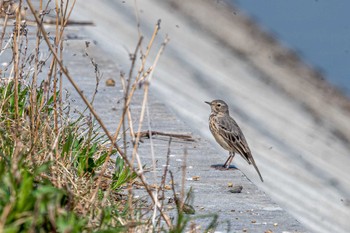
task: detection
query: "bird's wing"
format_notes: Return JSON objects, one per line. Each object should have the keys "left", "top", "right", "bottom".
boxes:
{"left": 217, "top": 116, "right": 264, "bottom": 182}
{"left": 217, "top": 116, "right": 252, "bottom": 164}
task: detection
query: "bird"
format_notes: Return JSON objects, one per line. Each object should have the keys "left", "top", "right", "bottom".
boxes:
{"left": 205, "top": 99, "right": 264, "bottom": 182}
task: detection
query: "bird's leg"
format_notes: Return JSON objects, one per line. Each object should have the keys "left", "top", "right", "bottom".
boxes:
{"left": 211, "top": 152, "right": 236, "bottom": 170}
{"left": 223, "top": 156, "right": 232, "bottom": 168}
{"left": 223, "top": 152, "right": 235, "bottom": 169}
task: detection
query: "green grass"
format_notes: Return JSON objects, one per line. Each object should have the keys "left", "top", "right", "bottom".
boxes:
{"left": 0, "top": 80, "right": 140, "bottom": 232}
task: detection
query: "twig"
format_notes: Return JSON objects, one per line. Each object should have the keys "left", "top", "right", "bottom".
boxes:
{"left": 132, "top": 34, "right": 169, "bottom": 161}
{"left": 156, "top": 137, "right": 172, "bottom": 229}
{"left": 0, "top": 1, "right": 10, "bottom": 50}
{"left": 181, "top": 148, "right": 187, "bottom": 210}
{"left": 136, "top": 130, "right": 195, "bottom": 142}
{"left": 25, "top": 19, "right": 94, "bottom": 26}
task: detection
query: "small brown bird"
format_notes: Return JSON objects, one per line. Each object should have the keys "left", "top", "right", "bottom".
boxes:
{"left": 205, "top": 99, "right": 264, "bottom": 182}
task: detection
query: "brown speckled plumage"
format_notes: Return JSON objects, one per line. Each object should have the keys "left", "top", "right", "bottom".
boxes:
{"left": 205, "top": 99, "right": 263, "bottom": 182}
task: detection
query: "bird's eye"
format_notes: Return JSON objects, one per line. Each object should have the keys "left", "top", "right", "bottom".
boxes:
{"left": 217, "top": 104, "right": 221, "bottom": 107}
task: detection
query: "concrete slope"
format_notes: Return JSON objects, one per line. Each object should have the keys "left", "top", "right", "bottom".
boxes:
{"left": 72, "top": 0, "right": 350, "bottom": 232}
{"left": 60, "top": 31, "right": 308, "bottom": 233}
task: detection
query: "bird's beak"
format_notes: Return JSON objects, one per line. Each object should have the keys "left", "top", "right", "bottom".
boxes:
{"left": 204, "top": 101, "right": 211, "bottom": 105}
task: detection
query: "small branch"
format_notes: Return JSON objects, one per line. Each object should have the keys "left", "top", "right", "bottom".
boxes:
{"left": 136, "top": 130, "right": 195, "bottom": 142}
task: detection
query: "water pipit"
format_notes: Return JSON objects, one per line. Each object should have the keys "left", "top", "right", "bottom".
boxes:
{"left": 205, "top": 99, "right": 264, "bottom": 182}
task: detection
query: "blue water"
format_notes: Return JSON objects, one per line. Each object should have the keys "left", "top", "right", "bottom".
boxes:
{"left": 230, "top": 0, "right": 350, "bottom": 96}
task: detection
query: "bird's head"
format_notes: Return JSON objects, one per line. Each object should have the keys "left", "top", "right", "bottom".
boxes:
{"left": 205, "top": 99, "right": 229, "bottom": 114}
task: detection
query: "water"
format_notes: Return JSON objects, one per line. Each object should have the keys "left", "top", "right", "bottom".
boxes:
{"left": 230, "top": 0, "right": 350, "bottom": 96}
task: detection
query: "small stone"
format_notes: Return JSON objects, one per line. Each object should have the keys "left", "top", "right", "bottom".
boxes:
{"left": 251, "top": 220, "right": 256, "bottom": 223}
{"left": 228, "top": 182, "right": 233, "bottom": 187}
{"left": 164, "top": 185, "right": 171, "bottom": 190}
{"left": 229, "top": 185, "right": 243, "bottom": 193}
{"left": 273, "top": 223, "right": 278, "bottom": 227}
{"left": 265, "top": 230, "right": 273, "bottom": 233}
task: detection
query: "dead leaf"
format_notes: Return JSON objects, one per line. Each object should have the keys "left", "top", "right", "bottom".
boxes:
{"left": 106, "top": 78, "right": 115, "bottom": 86}
{"left": 192, "top": 176, "right": 200, "bottom": 181}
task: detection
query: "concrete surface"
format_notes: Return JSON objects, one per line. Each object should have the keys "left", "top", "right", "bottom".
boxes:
{"left": 2, "top": 0, "right": 350, "bottom": 232}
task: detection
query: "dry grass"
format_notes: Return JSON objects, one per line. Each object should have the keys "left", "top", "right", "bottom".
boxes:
{"left": 0, "top": 1, "right": 217, "bottom": 232}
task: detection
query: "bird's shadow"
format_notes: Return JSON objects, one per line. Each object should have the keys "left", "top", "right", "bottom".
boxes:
{"left": 210, "top": 164, "right": 238, "bottom": 170}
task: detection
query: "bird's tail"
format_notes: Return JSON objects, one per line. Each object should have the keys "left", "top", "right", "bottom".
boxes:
{"left": 250, "top": 157, "right": 264, "bottom": 182}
